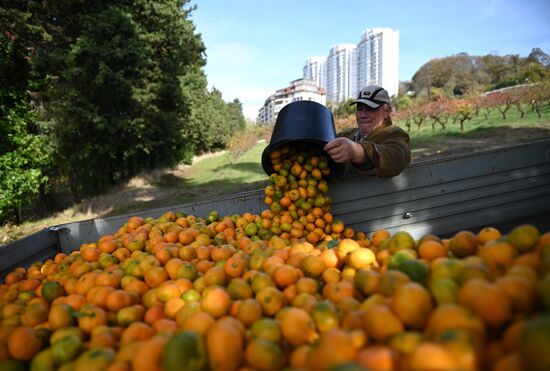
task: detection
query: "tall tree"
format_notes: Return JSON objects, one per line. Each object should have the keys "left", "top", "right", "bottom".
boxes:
{"left": 0, "top": 3, "right": 52, "bottom": 223}
{"left": 34, "top": 0, "right": 209, "bottom": 197}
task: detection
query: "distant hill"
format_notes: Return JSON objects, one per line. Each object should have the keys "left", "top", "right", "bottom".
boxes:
{"left": 409, "top": 48, "right": 550, "bottom": 98}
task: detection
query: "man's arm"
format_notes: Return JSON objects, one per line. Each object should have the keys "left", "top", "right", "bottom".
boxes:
{"left": 357, "top": 129, "right": 411, "bottom": 177}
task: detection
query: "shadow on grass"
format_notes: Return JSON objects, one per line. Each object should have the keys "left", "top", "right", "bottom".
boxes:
{"left": 413, "top": 125, "right": 550, "bottom": 145}
{"left": 106, "top": 178, "right": 269, "bottom": 217}
{"left": 412, "top": 125, "right": 550, "bottom": 161}
{"left": 217, "top": 161, "right": 266, "bottom": 175}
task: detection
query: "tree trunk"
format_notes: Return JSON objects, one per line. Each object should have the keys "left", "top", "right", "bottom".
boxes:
{"left": 516, "top": 104, "right": 525, "bottom": 119}
{"left": 14, "top": 206, "right": 22, "bottom": 225}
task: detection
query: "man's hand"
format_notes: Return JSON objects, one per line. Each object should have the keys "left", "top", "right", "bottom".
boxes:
{"left": 323, "top": 137, "right": 365, "bottom": 164}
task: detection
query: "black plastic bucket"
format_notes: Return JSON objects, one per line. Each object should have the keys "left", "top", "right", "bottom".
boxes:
{"left": 261, "top": 101, "right": 337, "bottom": 175}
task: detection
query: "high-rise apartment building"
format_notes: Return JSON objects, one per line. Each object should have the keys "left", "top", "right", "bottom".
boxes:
{"left": 326, "top": 44, "right": 357, "bottom": 103}
{"left": 356, "top": 28, "right": 399, "bottom": 98}
{"left": 303, "top": 56, "right": 327, "bottom": 90}
{"left": 303, "top": 27, "right": 399, "bottom": 103}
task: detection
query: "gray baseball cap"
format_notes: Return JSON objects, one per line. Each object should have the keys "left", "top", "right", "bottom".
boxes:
{"left": 350, "top": 85, "right": 390, "bottom": 108}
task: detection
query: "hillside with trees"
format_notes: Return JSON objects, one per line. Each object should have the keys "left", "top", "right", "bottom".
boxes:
{"left": 409, "top": 48, "right": 550, "bottom": 99}
{"left": 1, "top": 0, "right": 245, "bottom": 223}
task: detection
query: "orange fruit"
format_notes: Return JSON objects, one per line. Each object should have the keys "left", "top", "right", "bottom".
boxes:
{"left": 206, "top": 317, "right": 245, "bottom": 371}
{"left": 256, "top": 286, "right": 285, "bottom": 317}
{"left": 361, "top": 304, "right": 404, "bottom": 342}
{"left": 357, "top": 345, "right": 398, "bottom": 371}
{"left": 319, "top": 248, "right": 339, "bottom": 269}
{"left": 48, "top": 303, "right": 76, "bottom": 330}
{"left": 73, "top": 348, "right": 116, "bottom": 371}
{"left": 323, "top": 280, "right": 354, "bottom": 303}
{"left": 78, "top": 305, "right": 108, "bottom": 333}
{"left": 51, "top": 333, "right": 83, "bottom": 364}
{"left": 371, "top": 229, "right": 391, "bottom": 247}
{"left": 377, "top": 269, "right": 411, "bottom": 296}
{"left": 348, "top": 247, "right": 376, "bottom": 269}
{"left": 517, "top": 314, "right": 550, "bottom": 371}
{"left": 387, "top": 331, "right": 425, "bottom": 356}
{"left": 131, "top": 333, "right": 170, "bottom": 371}
{"left": 476, "top": 226, "right": 501, "bottom": 245}
{"left": 311, "top": 300, "right": 339, "bottom": 334}
{"left": 164, "top": 297, "right": 185, "bottom": 319}
{"left": 20, "top": 302, "right": 48, "bottom": 327}
{"left": 418, "top": 240, "right": 447, "bottom": 261}
{"left": 449, "top": 230, "right": 478, "bottom": 258}
{"left": 224, "top": 255, "right": 245, "bottom": 278}
{"left": 201, "top": 287, "right": 231, "bottom": 318}
{"left": 436, "top": 328, "right": 479, "bottom": 371}
{"left": 336, "top": 239, "right": 360, "bottom": 261}
{"left": 495, "top": 275, "right": 535, "bottom": 314}
{"left": 273, "top": 264, "right": 299, "bottom": 288}
{"left": 180, "top": 311, "right": 215, "bottom": 337}
{"left": 458, "top": 278, "right": 512, "bottom": 328}
{"left": 387, "top": 231, "right": 415, "bottom": 253}
{"left": 250, "top": 317, "right": 282, "bottom": 344}
{"left": 354, "top": 268, "right": 380, "bottom": 296}
{"left": 507, "top": 224, "right": 540, "bottom": 252}
{"left": 279, "top": 307, "right": 316, "bottom": 346}
{"left": 390, "top": 282, "right": 433, "bottom": 330}
{"left": 120, "top": 321, "right": 155, "bottom": 345}
{"left": 425, "top": 304, "right": 486, "bottom": 343}
{"left": 406, "top": 342, "right": 459, "bottom": 370}
{"left": 7, "top": 326, "right": 42, "bottom": 361}
{"left": 300, "top": 255, "right": 326, "bottom": 278}
{"left": 501, "top": 319, "right": 525, "bottom": 352}
{"left": 203, "top": 266, "right": 228, "bottom": 287}
{"left": 106, "top": 289, "right": 133, "bottom": 312}
{"left": 41, "top": 280, "right": 65, "bottom": 303}
{"left": 295, "top": 277, "right": 319, "bottom": 295}
{"left": 477, "top": 241, "right": 517, "bottom": 277}
{"left": 236, "top": 298, "right": 263, "bottom": 328}
{"left": 144, "top": 266, "right": 168, "bottom": 288}
{"left": 307, "top": 329, "right": 357, "bottom": 371}
{"left": 163, "top": 330, "right": 207, "bottom": 371}
{"left": 493, "top": 353, "right": 523, "bottom": 371}
{"left": 245, "top": 338, "right": 285, "bottom": 371}
{"left": 429, "top": 277, "right": 459, "bottom": 305}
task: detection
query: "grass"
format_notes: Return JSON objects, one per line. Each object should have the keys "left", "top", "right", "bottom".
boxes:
{"left": 0, "top": 142, "right": 270, "bottom": 245}
{"left": 1, "top": 104, "right": 550, "bottom": 245}
{"left": 403, "top": 104, "right": 550, "bottom": 144}
{"left": 186, "top": 142, "right": 268, "bottom": 187}
{"left": 397, "top": 104, "right": 550, "bottom": 159}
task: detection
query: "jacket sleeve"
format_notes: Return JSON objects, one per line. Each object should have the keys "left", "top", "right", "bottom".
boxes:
{"left": 356, "top": 129, "right": 411, "bottom": 177}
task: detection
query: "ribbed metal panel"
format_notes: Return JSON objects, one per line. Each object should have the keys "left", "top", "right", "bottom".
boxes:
{"left": 329, "top": 140, "right": 550, "bottom": 238}
{"left": 2, "top": 140, "right": 549, "bottom": 278}
{"left": 0, "top": 229, "right": 59, "bottom": 280}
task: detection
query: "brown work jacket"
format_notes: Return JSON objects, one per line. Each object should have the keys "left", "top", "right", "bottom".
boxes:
{"left": 336, "top": 120, "right": 411, "bottom": 177}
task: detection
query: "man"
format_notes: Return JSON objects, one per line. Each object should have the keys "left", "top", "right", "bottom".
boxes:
{"left": 324, "top": 85, "right": 411, "bottom": 177}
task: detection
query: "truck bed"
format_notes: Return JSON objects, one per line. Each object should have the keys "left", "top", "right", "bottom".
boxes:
{"left": 2, "top": 139, "right": 549, "bottom": 279}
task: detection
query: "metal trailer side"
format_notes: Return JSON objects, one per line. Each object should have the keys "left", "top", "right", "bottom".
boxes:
{"left": 1, "top": 139, "right": 549, "bottom": 279}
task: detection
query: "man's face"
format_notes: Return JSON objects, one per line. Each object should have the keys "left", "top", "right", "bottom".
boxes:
{"left": 355, "top": 103, "right": 387, "bottom": 136}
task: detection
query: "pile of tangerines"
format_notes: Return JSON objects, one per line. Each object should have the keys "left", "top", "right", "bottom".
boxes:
{"left": 1, "top": 143, "right": 550, "bottom": 371}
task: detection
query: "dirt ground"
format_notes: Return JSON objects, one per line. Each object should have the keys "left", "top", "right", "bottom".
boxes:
{"left": 410, "top": 124, "right": 550, "bottom": 162}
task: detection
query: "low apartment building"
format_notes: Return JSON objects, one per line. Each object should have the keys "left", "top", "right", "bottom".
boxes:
{"left": 257, "top": 78, "right": 326, "bottom": 124}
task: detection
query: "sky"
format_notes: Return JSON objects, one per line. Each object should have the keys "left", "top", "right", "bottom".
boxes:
{"left": 189, "top": 0, "right": 550, "bottom": 119}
